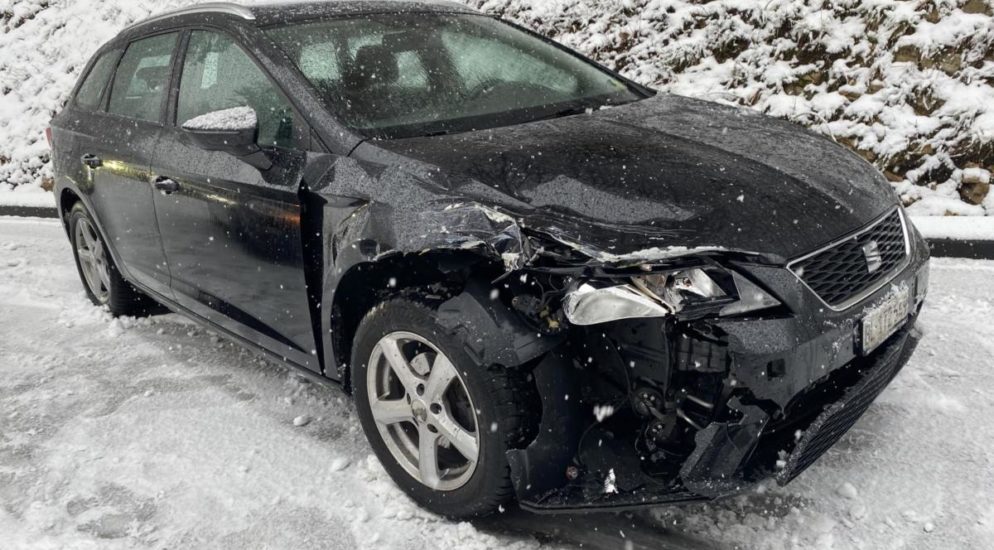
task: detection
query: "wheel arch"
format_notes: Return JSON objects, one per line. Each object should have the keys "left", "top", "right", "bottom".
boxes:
{"left": 58, "top": 187, "right": 83, "bottom": 226}
{"left": 330, "top": 249, "right": 504, "bottom": 392}
{"left": 57, "top": 185, "right": 140, "bottom": 295}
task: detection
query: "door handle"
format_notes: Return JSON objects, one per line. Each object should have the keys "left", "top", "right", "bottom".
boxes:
{"left": 81, "top": 154, "right": 102, "bottom": 169}
{"left": 154, "top": 177, "right": 180, "bottom": 194}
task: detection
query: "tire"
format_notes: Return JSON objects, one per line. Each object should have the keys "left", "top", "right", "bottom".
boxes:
{"left": 67, "top": 202, "right": 156, "bottom": 317}
{"left": 352, "top": 297, "right": 535, "bottom": 518}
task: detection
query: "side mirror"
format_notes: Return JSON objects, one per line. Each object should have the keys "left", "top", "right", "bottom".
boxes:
{"left": 181, "top": 106, "right": 272, "bottom": 170}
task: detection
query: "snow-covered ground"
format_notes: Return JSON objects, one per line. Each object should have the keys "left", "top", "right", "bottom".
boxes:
{"left": 0, "top": 187, "right": 54, "bottom": 208}
{"left": 912, "top": 215, "right": 994, "bottom": 241}
{"left": 2, "top": 216, "right": 993, "bottom": 550}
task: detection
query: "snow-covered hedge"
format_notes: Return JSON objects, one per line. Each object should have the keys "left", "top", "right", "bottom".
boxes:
{"left": 0, "top": 0, "right": 187, "bottom": 191}
{"left": 2, "top": 0, "right": 993, "bottom": 215}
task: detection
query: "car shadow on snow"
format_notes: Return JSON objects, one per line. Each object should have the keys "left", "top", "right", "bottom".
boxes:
{"left": 473, "top": 506, "right": 725, "bottom": 550}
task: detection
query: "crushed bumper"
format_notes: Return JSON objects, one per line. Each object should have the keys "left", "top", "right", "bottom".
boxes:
{"left": 775, "top": 323, "right": 920, "bottom": 484}
{"left": 504, "top": 223, "right": 930, "bottom": 513}
{"left": 508, "top": 309, "right": 923, "bottom": 513}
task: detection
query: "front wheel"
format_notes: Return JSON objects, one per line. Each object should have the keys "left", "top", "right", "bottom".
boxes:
{"left": 67, "top": 202, "right": 156, "bottom": 317}
{"left": 352, "top": 298, "right": 535, "bottom": 518}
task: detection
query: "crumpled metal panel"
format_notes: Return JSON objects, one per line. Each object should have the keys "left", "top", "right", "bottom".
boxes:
{"left": 367, "top": 93, "right": 899, "bottom": 263}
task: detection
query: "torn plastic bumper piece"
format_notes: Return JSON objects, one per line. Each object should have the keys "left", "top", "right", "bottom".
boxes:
{"left": 775, "top": 323, "right": 920, "bottom": 484}
{"left": 437, "top": 279, "right": 564, "bottom": 367}
{"left": 676, "top": 397, "right": 769, "bottom": 498}
{"left": 506, "top": 322, "right": 921, "bottom": 513}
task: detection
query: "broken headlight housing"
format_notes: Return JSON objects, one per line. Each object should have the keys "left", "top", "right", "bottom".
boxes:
{"left": 565, "top": 267, "right": 781, "bottom": 326}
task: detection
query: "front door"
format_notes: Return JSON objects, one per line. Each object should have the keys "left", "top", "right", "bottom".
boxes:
{"left": 151, "top": 30, "right": 319, "bottom": 371}
{"left": 77, "top": 33, "right": 179, "bottom": 296}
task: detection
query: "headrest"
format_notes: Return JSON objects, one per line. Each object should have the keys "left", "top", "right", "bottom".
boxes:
{"left": 136, "top": 66, "right": 170, "bottom": 90}
{"left": 346, "top": 45, "right": 399, "bottom": 90}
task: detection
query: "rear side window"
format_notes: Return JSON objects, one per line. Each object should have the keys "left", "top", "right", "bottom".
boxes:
{"left": 108, "top": 33, "right": 178, "bottom": 123}
{"left": 75, "top": 50, "right": 120, "bottom": 110}
{"left": 177, "top": 31, "right": 295, "bottom": 148}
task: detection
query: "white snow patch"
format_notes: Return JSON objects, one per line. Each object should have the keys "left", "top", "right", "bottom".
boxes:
{"left": 836, "top": 482, "right": 859, "bottom": 500}
{"left": 181, "top": 106, "right": 257, "bottom": 131}
{"left": 0, "top": 187, "right": 55, "bottom": 208}
{"left": 593, "top": 404, "right": 615, "bottom": 423}
{"left": 603, "top": 469, "right": 618, "bottom": 494}
{"left": 292, "top": 415, "right": 312, "bottom": 427}
{"left": 911, "top": 216, "right": 994, "bottom": 241}
{"left": 329, "top": 456, "right": 351, "bottom": 472}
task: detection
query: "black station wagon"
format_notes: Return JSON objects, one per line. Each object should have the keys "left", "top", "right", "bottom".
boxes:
{"left": 49, "top": 0, "right": 930, "bottom": 517}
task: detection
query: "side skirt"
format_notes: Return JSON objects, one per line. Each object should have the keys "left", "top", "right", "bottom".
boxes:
{"left": 128, "top": 278, "right": 343, "bottom": 392}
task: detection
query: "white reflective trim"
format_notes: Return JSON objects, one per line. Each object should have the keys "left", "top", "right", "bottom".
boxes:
{"left": 564, "top": 284, "right": 671, "bottom": 326}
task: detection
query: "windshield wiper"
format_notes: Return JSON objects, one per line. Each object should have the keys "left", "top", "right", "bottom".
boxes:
{"left": 404, "top": 100, "right": 614, "bottom": 139}
{"left": 423, "top": 128, "right": 456, "bottom": 137}
{"left": 532, "top": 102, "right": 601, "bottom": 122}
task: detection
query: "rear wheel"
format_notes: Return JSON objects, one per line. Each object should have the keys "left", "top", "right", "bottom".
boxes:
{"left": 68, "top": 202, "right": 156, "bottom": 317}
{"left": 352, "top": 298, "right": 534, "bottom": 518}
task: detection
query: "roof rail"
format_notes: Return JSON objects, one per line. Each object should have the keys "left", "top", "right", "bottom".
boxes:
{"left": 125, "top": 2, "right": 255, "bottom": 31}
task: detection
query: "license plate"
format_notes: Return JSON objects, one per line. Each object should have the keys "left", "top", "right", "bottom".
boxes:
{"left": 861, "top": 287, "right": 911, "bottom": 354}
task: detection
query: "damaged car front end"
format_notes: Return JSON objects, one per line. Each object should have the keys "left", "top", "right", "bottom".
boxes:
{"left": 263, "top": 5, "right": 932, "bottom": 515}
{"left": 312, "top": 94, "right": 932, "bottom": 512}
{"left": 489, "top": 208, "right": 930, "bottom": 512}
{"left": 319, "top": 165, "right": 930, "bottom": 512}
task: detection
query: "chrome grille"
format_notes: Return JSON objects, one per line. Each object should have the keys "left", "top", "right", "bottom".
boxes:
{"left": 789, "top": 209, "right": 909, "bottom": 309}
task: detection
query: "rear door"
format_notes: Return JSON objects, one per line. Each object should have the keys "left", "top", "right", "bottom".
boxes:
{"left": 74, "top": 32, "right": 179, "bottom": 296}
{"left": 54, "top": 47, "right": 120, "bottom": 206}
{"left": 151, "top": 29, "right": 319, "bottom": 371}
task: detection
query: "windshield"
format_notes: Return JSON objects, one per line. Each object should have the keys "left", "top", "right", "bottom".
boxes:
{"left": 266, "top": 14, "right": 647, "bottom": 138}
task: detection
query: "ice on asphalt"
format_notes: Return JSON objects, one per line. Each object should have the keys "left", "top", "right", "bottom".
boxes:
{"left": 2, "top": 217, "right": 994, "bottom": 550}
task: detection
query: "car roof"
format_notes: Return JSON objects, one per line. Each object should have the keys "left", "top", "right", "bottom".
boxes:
{"left": 125, "top": 1, "right": 480, "bottom": 33}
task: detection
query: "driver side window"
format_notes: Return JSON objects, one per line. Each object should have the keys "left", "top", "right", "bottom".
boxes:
{"left": 177, "top": 31, "right": 295, "bottom": 148}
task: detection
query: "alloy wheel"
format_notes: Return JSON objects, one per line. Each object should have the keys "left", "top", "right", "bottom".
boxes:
{"left": 366, "top": 331, "right": 480, "bottom": 491}
{"left": 74, "top": 218, "right": 110, "bottom": 303}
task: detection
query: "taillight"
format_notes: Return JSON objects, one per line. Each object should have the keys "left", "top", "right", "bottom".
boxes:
{"left": 45, "top": 127, "right": 54, "bottom": 149}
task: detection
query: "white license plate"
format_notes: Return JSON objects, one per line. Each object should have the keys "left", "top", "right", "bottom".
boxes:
{"left": 861, "top": 287, "right": 911, "bottom": 354}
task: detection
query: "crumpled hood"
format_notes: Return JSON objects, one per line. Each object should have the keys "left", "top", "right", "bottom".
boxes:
{"left": 365, "top": 94, "right": 899, "bottom": 263}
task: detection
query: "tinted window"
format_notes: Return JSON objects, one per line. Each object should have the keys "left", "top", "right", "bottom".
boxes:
{"left": 75, "top": 50, "right": 120, "bottom": 110}
{"left": 178, "top": 31, "right": 295, "bottom": 148}
{"left": 107, "top": 33, "right": 177, "bottom": 122}
{"left": 266, "top": 14, "right": 643, "bottom": 138}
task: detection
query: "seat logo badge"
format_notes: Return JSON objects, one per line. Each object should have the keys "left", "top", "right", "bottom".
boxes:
{"left": 862, "top": 241, "right": 883, "bottom": 273}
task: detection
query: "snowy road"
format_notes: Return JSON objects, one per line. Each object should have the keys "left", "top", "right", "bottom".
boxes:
{"left": 1, "top": 217, "right": 993, "bottom": 550}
